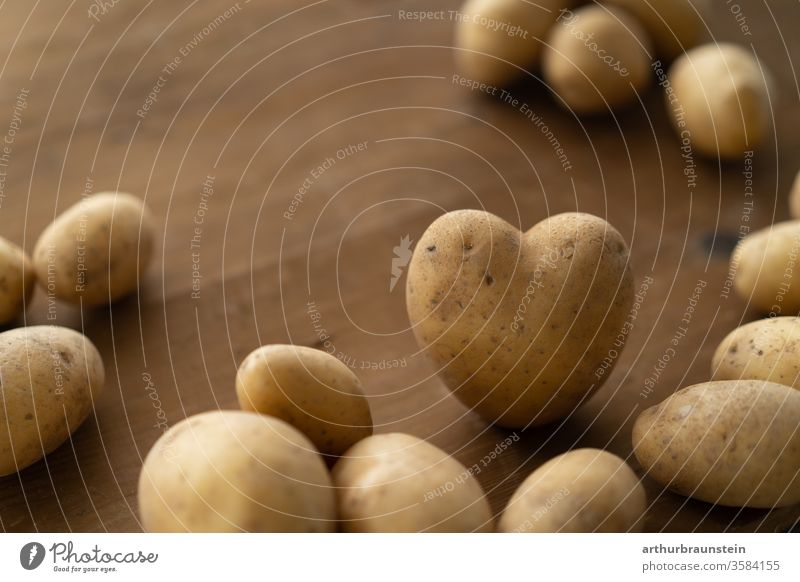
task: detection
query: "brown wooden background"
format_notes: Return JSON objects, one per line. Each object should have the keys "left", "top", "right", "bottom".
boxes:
{"left": 0, "top": 0, "right": 798, "bottom": 532}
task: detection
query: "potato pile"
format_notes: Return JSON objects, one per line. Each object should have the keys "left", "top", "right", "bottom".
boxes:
{"left": 0, "top": 191, "right": 153, "bottom": 476}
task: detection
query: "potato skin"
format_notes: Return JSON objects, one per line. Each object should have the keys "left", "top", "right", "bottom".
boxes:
{"left": 33, "top": 192, "right": 155, "bottom": 306}
{"left": 455, "top": 0, "right": 575, "bottom": 86}
{"left": 235, "top": 344, "right": 372, "bottom": 458}
{"left": 333, "top": 433, "right": 492, "bottom": 532}
{"left": 731, "top": 221, "right": 800, "bottom": 314}
{"left": 790, "top": 170, "right": 800, "bottom": 220}
{"left": 543, "top": 5, "right": 652, "bottom": 114}
{"left": 499, "top": 449, "right": 645, "bottom": 532}
{"left": 667, "top": 43, "right": 773, "bottom": 159}
{"left": 138, "top": 410, "right": 336, "bottom": 532}
{"left": 712, "top": 317, "right": 800, "bottom": 388}
{"left": 0, "top": 237, "right": 36, "bottom": 324}
{"left": 406, "top": 210, "right": 633, "bottom": 428}
{"left": 604, "top": 0, "right": 707, "bottom": 60}
{"left": 0, "top": 326, "right": 105, "bottom": 476}
{"left": 633, "top": 380, "right": 800, "bottom": 508}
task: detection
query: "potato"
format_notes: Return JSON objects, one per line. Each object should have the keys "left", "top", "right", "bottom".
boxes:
{"left": 406, "top": 210, "right": 633, "bottom": 428}
{"left": 712, "top": 317, "right": 800, "bottom": 388}
{"left": 333, "top": 433, "right": 492, "bottom": 532}
{"left": 33, "top": 192, "right": 155, "bottom": 306}
{"left": 499, "top": 449, "right": 646, "bottom": 532}
{"left": 0, "top": 237, "right": 36, "bottom": 324}
{"left": 603, "top": 0, "right": 707, "bottom": 60}
{"left": 731, "top": 220, "right": 800, "bottom": 314}
{"left": 235, "top": 344, "right": 372, "bottom": 458}
{"left": 542, "top": 5, "right": 652, "bottom": 114}
{"left": 789, "top": 170, "right": 800, "bottom": 219}
{"left": 0, "top": 326, "right": 105, "bottom": 476}
{"left": 455, "top": 0, "right": 574, "bottom": 86}
{"left": 138, "top": 410, "right": 336, "bottom": 532}
{"left": 667, "top": 43, "right": 773, "bottom": 159}
{"left": 633, "top": 380, "right": 800, "bottom": 508}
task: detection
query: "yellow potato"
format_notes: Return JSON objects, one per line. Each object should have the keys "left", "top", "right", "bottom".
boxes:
{"left": 455, "top": 0, "right": 575, "bottom": 86}
{"left": 236, "top": 344, "right": 372, "bottom": 458}
{"left": 33, "top": 192, "right": 155, "bottom": 306}
{"left": 406, "top": 210, "right": 633, "bottom": 428}
{"left": 333, "top": 433, "right": 492, "bottom": 532}
{"left": 603, "top": 0, "right": 707, "bottom": 60}
{"left": 712, "top": 317, "right": 800, "bottom": 388}
{"left": 0, "top": 237, "right": 36, "bottom": 324}
{"left": 0, "top": 326, "right": 105, "bottom": 476}
{"left": 789, "top": 170, "right": 800, "bottom": 219}
{"left": 667, "top": 43, "right": 773, "bottom": 159}
{"left": 731, "top": 220, "right": 800, "bottom": 314}
{"left": 499, "top": 448, "right": 646, "bottom": 532}
{"left": 543, "top": 5, "right": 652, "bottom": 114}
{"left": 138, "top": 410, "right": 336, "bottom": 532}
{"left": 633, "top": 380, "right": 800, "bottom": 508}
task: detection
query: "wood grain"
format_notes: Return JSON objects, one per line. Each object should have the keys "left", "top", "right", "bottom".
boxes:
{"left": 0, "top": 0, "right": 799, "bottom": 532}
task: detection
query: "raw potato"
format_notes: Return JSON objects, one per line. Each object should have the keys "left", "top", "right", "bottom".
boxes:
{"left": 499, "top": 449, "right": 646, "bottom": 532}
{"left": 138, "top": 410, "right": 336, "bottom": 532}
{"left": 543, "top": 5, "right": 652, "bottom": 114}
{"left": 789, "top": 170, "right": 800, "bottom": 219}
{"left": 0, "top": 237, "right": 36, "bottom": 324}
{"left": 667, "top": 43, "right": 773, "bottom": 159}
{"left": 0, "top": 326, "right": 105, "bottom": 476}
{"left": 455, "top": 0, "right": 574, "bottom": 86}
{"left": 406, "top": 210, "right": 633, "bottom": 428}
{"left": 712, "top": 317, "right": 800, "bottom": 389}
{"left": 731, "top": 220, "right": 800, "bottom": 314}
{"left": 633, "top": 380, "right": 800, "bottom": 508}
{"left": 33, "top": 191, "right": 155, "bottom": 307}
{"left": 333, "top": 433, "right": 492, "bottom": 532}
{"left": 603, "top": 0, "right": 707, "bottom": 60}
{"left": 236, "top": 344, "right": 372, "bottom": 458}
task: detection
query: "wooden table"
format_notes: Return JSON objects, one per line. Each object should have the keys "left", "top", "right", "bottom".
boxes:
{"left": 0, "top": 0, "right": 798, "bottom": 533}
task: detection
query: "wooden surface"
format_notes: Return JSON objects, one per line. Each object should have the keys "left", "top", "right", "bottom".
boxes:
{"left": 0, "top": 0, "right": 799, "bottom": 533}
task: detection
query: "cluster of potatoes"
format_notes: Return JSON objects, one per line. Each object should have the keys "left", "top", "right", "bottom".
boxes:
{"left": 0, "top": 192, "right": 154, "bottom": 477}
{"left": 455, "top": 0, "right": 775, "bottom": 159}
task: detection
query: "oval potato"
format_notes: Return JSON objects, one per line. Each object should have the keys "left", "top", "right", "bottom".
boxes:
{"left": 712, "top": 317, "right": 800, "bottom": 388}
{"left": 0, "top": 237, "right": 36, "bottom": 324}
{"left": 138, "top": 410, "right": 336, "bottom": 532}
{"left": 731, "top": 220, "right": 800, "bottom": 314}
{"left": 406, "top": 210, "right": 633, "bottom": 428}
{"left": 33, "top": 192, "right": 155, "bottom": 306}
{"left": 499, "top": 448, "right": 646, "bottom": 532}
{"left": 789, "top": 170, "right": 800, "bottom": 220}
{"left": 455, "top": 0, "right": 575, "bottom": 86}
{"left": 543, "top": 5, "right": 652, "bottom": 114}
{"left": 0, "top": 326, "right": 105, "bottom": 476}
{"left": 236, "top": 344, "right": 372, "bottom": 458}
{"left": 633, "top": 380, "right": 800, "bottom": 508}
{"left": 333, "top": 433, "right": 492, "bottom": 532}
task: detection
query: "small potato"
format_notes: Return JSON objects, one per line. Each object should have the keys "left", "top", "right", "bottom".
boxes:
{"left": 789, "top": 170, "right": 800, "bottom": 220}
{"left": 499, "top": 449, "right": 646, "bottom": 532}
{"left": 0, "top": 237, "right": 36, "bottom": 324}
{"left": 543, "top": 5, "right": 652, "bottom": 114}
{"left": 33, "top": 192, "right": 155, "bottom": 306}
{"left": 731, "top": 220, "right": 800, "bottom": 314}
{"left": 406, "top": 210, "right": 633, "bottom": 428}
{"left": 712, "top": 317, "right": 800, "bottom": 388}
{"left": 138, "top": 410, "right": 336, "bottom": 532}
{"left": 333, "top": 433, "right": 492, "bottom": 532}
{"left": 455, "top": 0, "right": 575, "bottom": 86}
{"left": 0, "top": 326, "right": 105, "bottom": 476}
{"left": 235, "top": 344, "right": 372, "bottom": 458}
{"left": 633, "top": 380, "right": 800, "bottom": 508}
{"left": 603, "top": 0, "right": 707, "bottom": 60}
{"left": 667, "top": 43, "right": 774, "bottom": 159}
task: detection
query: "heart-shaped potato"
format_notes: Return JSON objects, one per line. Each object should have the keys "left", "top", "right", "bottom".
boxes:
{"left": 406, "top": 210, "right": 633, "bottom": 428}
